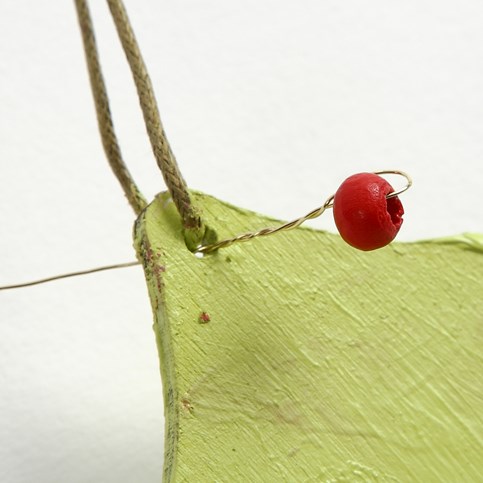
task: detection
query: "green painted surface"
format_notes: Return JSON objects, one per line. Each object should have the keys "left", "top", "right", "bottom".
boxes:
{"left": 134, "top": 191, "right": 483, "bottom": 482}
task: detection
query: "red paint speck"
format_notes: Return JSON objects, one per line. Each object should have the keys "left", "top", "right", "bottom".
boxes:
{"left": 199, "top": 312, "right": 211, "bottom": 323}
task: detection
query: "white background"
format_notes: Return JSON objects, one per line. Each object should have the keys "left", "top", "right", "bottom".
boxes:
{"left": 1, "top": 1, "right": 482, "bottom": 481}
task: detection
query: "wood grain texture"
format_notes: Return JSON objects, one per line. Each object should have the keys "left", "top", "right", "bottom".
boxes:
{"left": 134, "top": 191, "right": 483, "bottom": 482}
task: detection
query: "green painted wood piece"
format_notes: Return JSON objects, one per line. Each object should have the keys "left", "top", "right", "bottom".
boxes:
{"left": 134, "top": 191, "right": 483, "bottom": 482}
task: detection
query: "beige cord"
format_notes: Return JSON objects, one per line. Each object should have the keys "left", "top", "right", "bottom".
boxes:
{"left": 75, "top": 0, "right": 207, "bottom": 248}
{"left": 74, "top": 0, "right": 147, "bottom": 214}
{"left": 106, "top": 0, "right": 205, "bottom": 246}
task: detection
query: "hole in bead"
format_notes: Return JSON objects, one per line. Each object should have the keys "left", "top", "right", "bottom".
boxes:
{"left": 386, "top": 196, "right": 404, "bottom": 229}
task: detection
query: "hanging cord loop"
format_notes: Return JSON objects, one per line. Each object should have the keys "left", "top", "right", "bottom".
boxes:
{"left": 75, "top": 0, "right": 207, "bottom": 249}
{"left": 74, "top": 0, "right": 147, "bottom": 215}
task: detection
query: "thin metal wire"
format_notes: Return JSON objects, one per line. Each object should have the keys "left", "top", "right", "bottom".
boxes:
{"left": 196, "top": 170, "right": 412, "bottom": 254}
{"left": 376, "top": 170, "right": 412, "bottom": 199}
{"left": 0, "top": 261, "right": 141, "bottom": 291}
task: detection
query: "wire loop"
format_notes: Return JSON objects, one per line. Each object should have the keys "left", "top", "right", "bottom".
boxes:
{"left": 375, "top": 170, "right": 412, "bottom": 199}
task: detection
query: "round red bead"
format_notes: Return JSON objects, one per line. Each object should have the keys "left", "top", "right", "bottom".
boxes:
{"left": 333, "top": 172, "right": 404, "bottom": 251}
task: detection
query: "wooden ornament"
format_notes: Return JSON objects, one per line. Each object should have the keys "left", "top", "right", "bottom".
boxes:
{"left": 136, "top": 191, "right": 483, "bottom": 482}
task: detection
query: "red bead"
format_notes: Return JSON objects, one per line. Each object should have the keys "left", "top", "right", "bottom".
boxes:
{"left": 333, "top": 173, "right": 404, "bottom": 251}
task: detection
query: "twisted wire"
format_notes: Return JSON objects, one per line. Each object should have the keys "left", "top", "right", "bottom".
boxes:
{"left": 197, "top": 196, "right": 335, "bottom": 254}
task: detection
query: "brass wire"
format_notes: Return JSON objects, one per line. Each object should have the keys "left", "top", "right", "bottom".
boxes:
{"left": 196, "top": 170, "right": 412, "bottom": 254}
